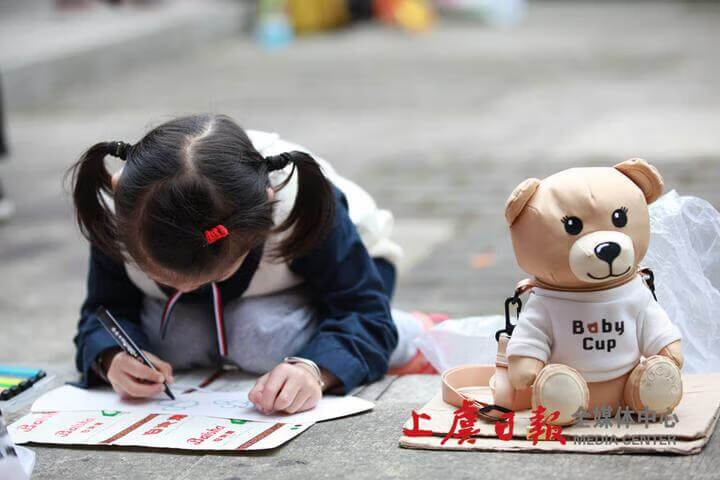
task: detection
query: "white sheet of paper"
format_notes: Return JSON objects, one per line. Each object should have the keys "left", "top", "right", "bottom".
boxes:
{"left": 32, "top": 385, "right": 374, "bottom": 424}
{"left": 10, "top": 411, "right": 311, "bottom": 451}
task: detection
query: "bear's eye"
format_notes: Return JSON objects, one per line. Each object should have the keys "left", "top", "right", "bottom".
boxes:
{"left": 612, "top": 207, "right": 628, "bottom": 228}
{"left": 561, "top": 216, "right": 583, "bottom": 235}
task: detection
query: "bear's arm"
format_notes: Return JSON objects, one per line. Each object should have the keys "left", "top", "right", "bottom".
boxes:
{"left": 637, "top": 297, "right": 682, "bottom": 358}
{"left": 506, "top": 294, "right": 552, "bottom": 363}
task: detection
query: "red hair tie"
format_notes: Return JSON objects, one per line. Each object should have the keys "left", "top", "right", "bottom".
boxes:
{"left": 204, "top": 224, "right": 229, "bottom": 245}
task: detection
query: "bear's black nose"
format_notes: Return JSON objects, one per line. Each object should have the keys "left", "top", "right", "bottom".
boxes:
{"left": 595, "top": 242, "right": 621, "bottom": 264}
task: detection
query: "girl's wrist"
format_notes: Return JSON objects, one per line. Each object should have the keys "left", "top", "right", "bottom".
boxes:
{"left": 284, "top": 357, "right": 338, "bottom": 392}
{"left": 319, "top": 368, "right": 339, "bottom": 392}
{"left": 292, "top": 362, "right": 323, "bottom": 389}
{"left": 92, "top": 347, "right": 122, "bottom": 383}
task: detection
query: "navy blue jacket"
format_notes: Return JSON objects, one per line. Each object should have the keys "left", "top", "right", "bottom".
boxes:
{"left": 74, "top": 190, "right": 398, "bottom": 393}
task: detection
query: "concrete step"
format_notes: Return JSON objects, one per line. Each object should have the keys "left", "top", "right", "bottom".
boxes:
{"left": 1, "top": 0, "right": 252, "bottom": 110}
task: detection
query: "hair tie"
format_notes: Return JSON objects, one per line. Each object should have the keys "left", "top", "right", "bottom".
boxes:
{"left": 204, "top": 224, "right": 229, "bottom": 245}
{"left": 108, "top": 141, "right": 131, "bottom": 161}
{"left": 266, "top": 152, "right": 294, "bottom": 172}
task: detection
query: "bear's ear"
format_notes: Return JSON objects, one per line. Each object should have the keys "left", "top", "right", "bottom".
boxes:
{"left": 505, "top": 178, "right": 541, "bottom": 226}
{"left": 614, "top": 158, "right": 664, "bottom": 204}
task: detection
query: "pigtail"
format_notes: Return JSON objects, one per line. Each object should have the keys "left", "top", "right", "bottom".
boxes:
{"left": 268, "top": 151, "right": 336, "bottom": 259}
{"left": 67, "top": 142, "right": 121, "bottom": 259}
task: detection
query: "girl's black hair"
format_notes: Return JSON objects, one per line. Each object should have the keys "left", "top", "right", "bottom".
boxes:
{"left": 67, "top": 114, "right": 335, "bottom": 277}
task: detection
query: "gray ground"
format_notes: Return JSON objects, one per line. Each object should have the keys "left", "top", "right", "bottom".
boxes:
{"left": 1, "top": 1, "right": 720, "bottom": 478}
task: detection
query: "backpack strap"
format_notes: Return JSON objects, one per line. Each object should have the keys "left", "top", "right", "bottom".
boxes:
{"left": 441, "top": 364, "right": 514, "bottom": 422}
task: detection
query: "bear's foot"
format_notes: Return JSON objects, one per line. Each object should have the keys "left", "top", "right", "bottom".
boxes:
{"left": 532, "top": 364, "right": 589, "bottom": 426}
{"left": 625, "top": 355, "right": 682, "bottom": 416}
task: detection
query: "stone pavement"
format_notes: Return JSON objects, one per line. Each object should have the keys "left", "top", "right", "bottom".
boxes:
{"left": 1, "top": 1, "right": 720, "bottom": 478}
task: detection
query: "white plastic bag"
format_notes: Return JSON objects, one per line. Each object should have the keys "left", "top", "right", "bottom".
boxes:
{"left": 1, "top": 412, "right": 34, "bottom": 480}
{"left": 414, "top": 315, "right": 505, "bottom": 372}
{"left": 645, "top": 190, "right": 720, "bottom": 373}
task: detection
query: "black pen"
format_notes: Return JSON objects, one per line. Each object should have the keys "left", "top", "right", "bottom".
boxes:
{"left": 95, "top": 306, "right": 175, "bottom": 400}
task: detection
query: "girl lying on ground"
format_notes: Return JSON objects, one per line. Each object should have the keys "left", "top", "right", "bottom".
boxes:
{"left": 69, "top": 114, "right": 436, "bottom": 414}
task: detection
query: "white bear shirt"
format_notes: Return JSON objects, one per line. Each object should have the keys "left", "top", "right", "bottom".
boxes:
{"left": 506, "top": 276, "right": 681, "bottom": 382}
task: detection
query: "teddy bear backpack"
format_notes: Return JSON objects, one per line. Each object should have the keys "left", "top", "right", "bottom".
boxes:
{"left": 490, "top": 159, "right": 684, "bottom": 425}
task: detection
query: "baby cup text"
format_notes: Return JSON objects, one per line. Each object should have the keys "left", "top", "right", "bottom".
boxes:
{"left": 572, "top": 319, "right": 624, "bottom": 352}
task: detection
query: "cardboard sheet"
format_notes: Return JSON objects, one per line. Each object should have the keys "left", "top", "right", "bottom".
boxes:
{"left": 9, "top": 411, "right": 311, "bottom": 451}
{"left": 399, "top": 373, "right": 720, "bottom": 454}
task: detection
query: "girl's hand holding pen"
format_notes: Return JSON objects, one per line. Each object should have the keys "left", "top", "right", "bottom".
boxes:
{"left": 105, "top": 350, "right": 175, "bottom": 400}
